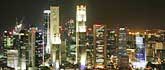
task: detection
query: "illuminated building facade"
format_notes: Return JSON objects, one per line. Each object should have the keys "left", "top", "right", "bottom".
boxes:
{"left": 106, "top": 29, "right": 117, "bottom": 64}
{"left": 2, "top": 31, "right": 14, "bottom": 68}
{"left": 50, "top": 6, "right": 61, "bottom": 70}
{"left": 28, "top": 28, "right": 37, "bottom": 70}
{"left": 76, "top": 4, "right": 87, "bottom": 70}
{"left": 86, "top": 27, "right": 94, "bottom": 68}
{"left": 93, "top": 24, "right": 107, "bottom": 69}
{"left": 6, "top": 50, "right": 18, "bottom": 70}
{"left": 135, "top": 34, "right": 145, "bottom": 62}
{"left": 35, "top": 32, "right": 44, "bottom": 67}
{"left": 145, "top": 30, "right": 165, "bottom": 61}
{"left": 2, "top": 31, "right": 14, "bottom": 49}
{"left": 14, "top": 29, "right": 29, "bottom": 70}
{"left": 43, "top": 10, "right": 51, "bottom": 54}
{"left": 118, "top": 27, "right": 128, "bottom": 56}
{"left": 61, "top": 19, "right": 76, "bottom": 63}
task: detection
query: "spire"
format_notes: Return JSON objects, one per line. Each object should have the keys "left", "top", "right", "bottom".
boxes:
{"left": 15, "top": 17, "right": 25, "bottom": 33}
{"left": 16, "top": 17, "right": 24, "bottom": 25}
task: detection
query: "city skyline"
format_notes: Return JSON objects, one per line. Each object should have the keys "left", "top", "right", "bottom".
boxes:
{"left": 0, "top": 0, "right": 165, "bottom": 32}
{"left": 0, "top": 1, "right": 165, "bottom": 69}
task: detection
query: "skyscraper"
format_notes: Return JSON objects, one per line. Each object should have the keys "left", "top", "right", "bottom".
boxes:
{"left": 118, "top": 27, "right": 128, "bottom": 56}
{"left": 93, "top": 24, "right": 107, "bottom": 69}
{"left": 50, "top": 6, "right": 61, "bottom": 70}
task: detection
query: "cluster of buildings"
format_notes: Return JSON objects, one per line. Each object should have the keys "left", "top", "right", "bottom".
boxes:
{"left": 0, "top": 1, "right": 165, "bottom": 70}
{"left": 1, "top": 20, "right": 165, "bottom": 70}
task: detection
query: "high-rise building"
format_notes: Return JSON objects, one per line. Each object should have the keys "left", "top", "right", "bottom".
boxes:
{"left": 13, "top": 29, "right": 29, "bottom": 70}
{"left": 116, "top": 27, "right": 130, "bottom": 69}
{"left": 35, "top": 31, "right": 44, "bottom": 67}
{"left": 50, "top": 6, "right": 61, "bottom": 70}
{"left": 117, "top": 27, "right": 128, "bottom": 56}
{"left": 106, "top": 29, "right": 117, "bottom": 61}
{"left": 6, "top": 50, "right": 18, "bottom": 69}
{"left": 76, "top": 4, "right": 87, "bottom": 70}
{"left": 93, "top": 24, "right": 107, "bottom": 69}
{"left": 28, "top": 27, "right": 37, "bottom": 70}
{"left": 86, "top": 27, "right": 94, "bottom": 69}
{"left": 2, "top": 31, "right": 14, "bottom": 49}
{"left": 1, "top": 31, "right": 13, "bottom": 68}
{"left": 135, "top": 34, "right": 145, "bottom": 61}
{"left": 43, "top": 10, "right": 51, "bottom": 54}
{"left": 61, "top": 19, "right": 76, "bottom": 63}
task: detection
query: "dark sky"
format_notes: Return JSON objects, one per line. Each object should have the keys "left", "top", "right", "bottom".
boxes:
{"left": 88, "top": 0, "right": 165, "bottom": 29}
{"left": 0, "top": 0, "right": 165, "bottom": 32}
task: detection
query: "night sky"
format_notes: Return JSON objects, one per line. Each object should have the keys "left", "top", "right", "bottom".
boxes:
{"left": 0, "top": 0, "right": 165, "bottom": 32}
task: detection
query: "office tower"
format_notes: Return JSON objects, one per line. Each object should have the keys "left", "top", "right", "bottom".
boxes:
{"left": 50, "top": 6, "right": 61, "bottom": 70}
{"left": 106, "top": 29, "right": 117, "bottom": 64}
{"left": 2, "top": 31, "right": 14, "bottom": 49}
{"left": 6, "top": 50, "right": 18, "bottom": 69}
{"left": 86, "top": 27, "right": 94, "bottom": 69}
{"left": 2, "top": 31, "right": 14, "bottom": 68}
{"left": 61, "top": 19, "right": 76, "bottom": 63}
{"left": 93, "top": 24, "right": 107, "bottom": 69}
{"left": 16, "top": 29, "right": 29, "bottom": 70}
{"left": 118, "top": 27, "right": 128, "bottom": 56}
{"left": 43, "top": 10, "right": 51, "bottom": 54}
{"left": 28, "top": 27, "right": 37, "bottom": 70}
{"left": 76, "top": 4, "right": 87, "bottom": 70}
{"left": 35, "top": 32, "right": 44, "bottom": 67}
{"left": 135, "top": 33, "right": 145, "bottom": 61}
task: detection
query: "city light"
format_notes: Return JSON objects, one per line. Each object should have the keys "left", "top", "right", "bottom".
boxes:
{"left": 76, "top": 5, "right": 86, "bottom": 32}
{"left": 53, "top": 34, "right": 61, "bottom": 44}
{"left": 4, "top": 30, "right": 7, "bottom": 33}
{"left": 43, "top": 10, "right": 51, "bottom": 14}
{"left": 132, "top": 61, "right": 147, "bottom": 69}
{"left": 76, "top": 5, "right": 86, "bottom": 22}
{"left": 1, "top": 1, "right": 165, "bottom": 70}
{"left": 80, "top": 52, "right": 87, "bottom": 70}
{"left": 119, "top": 28, "right": 125, "bottom": 30}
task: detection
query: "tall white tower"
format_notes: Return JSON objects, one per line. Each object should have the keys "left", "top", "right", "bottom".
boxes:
{"left": 43, "top": 10, "right": 51, "bottom": 54}
{"left": 50, "top": 6, "right": 61, "bottom": 70}
{"left": 76, "top": 4, "right": 87, "bottom": 70}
